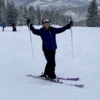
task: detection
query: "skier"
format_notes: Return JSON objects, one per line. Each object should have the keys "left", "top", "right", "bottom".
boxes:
{"left": 12, "top": 23, "right": 16, "bottom": 31}
{"left": 1, "top": 22, "right": 6, "bottom": 31}
{"left": 27, "top": 18, "right": 73, "bottom": 80}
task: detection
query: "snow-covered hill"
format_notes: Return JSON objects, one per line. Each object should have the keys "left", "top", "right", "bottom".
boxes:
{"left": 27, "top": 0, "right": 100, "bottom": 10}
{"left": 5, "top": 0, "right": 100, "bottom": 22}
{"left": 27, "top": 0, "right": 82, "bottom": 10}
{"left": 0, "top": 26, "right": 100, "bottom": 100}
{"left": 60, "top": 4, "right": 100, "bottom": 22}
{"left": 6, "top": 0, "right": 100, "bottom": 9}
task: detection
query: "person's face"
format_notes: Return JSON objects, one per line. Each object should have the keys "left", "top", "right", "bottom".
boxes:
{"left": 43, "top": 22, "right": 50, "bottom": 29}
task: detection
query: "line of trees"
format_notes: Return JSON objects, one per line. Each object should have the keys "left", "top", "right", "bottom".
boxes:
{"left": 1, "top": 0, "right": 99, "bottom": 27}
{"left": 0, "top": 0, "right": 70, "bottom": 26}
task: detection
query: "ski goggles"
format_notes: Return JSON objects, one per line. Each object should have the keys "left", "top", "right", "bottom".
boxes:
{"left": 42, "top": 19, "right": 50, "bottom": 23}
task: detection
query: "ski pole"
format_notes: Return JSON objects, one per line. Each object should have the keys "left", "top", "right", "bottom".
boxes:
{"left": 27, "top": 19, "right": 35, "bottom": 61}
{"left": 70, "top": 17, "right": 74, "bottom": 58}
{"left": 28, "top": 24, "right": 35, "bottom": 61}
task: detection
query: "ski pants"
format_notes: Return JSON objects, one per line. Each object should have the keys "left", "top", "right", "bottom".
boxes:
{"left": 43, "top": 50, "right": 56, "bottom": 77}
{"left": 2, "top": 28, "right": 4, "bottom": 31}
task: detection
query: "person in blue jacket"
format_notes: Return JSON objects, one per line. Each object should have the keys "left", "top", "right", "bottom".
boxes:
{"left": 1, "top": 22, "right": 6, "bottom": 31}
{"left": 27, "top": 18, "right": 73, "bottom": 79}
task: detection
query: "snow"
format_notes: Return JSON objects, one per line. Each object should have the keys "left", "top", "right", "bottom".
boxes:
{"left": 28, "top": 0, "right": 45, "bottom": 8}
{"left": 27, "top": 0, "right": 79, "bottom": 10}
{"left": 98, "top": 6, "right": 100, "bottom": 10}
{"left": 0, "top": 26, "right": 100, "bottom": 100}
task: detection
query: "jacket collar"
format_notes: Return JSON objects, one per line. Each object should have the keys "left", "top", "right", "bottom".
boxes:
{"left": 43, "top": 26, "right": 51, "bottom": 31}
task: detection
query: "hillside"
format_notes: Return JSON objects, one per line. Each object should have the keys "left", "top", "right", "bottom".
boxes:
{"left": 6, "top": 0, "right": 100, "bottom": 9}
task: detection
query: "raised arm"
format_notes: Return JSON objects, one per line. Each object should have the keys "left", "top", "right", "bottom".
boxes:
{"left": 29, "top": 24, "right": 40, "bottom": 35}
{"left": 27, "top": 19, "right": 40, "bottom": 35}
{"left": 54, "top": 21, "right": 73, "bottom": 34}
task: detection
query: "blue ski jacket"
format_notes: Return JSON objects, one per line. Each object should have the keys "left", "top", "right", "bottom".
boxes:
{"left": 1, "top": 23, "right": 6, "bottom": 28}
{"left": 30, "top": 25, "right": 68, "bottom": 51}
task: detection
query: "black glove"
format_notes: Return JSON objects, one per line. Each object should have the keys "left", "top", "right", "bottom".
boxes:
{"left": 26, "top": 19, "right": 33, "bottom": 29}
{"left": 67, "top": 21, "right": 73, "bottom": 29}
{"left": 27, "top": 19, "right": 30, "bottom": 26}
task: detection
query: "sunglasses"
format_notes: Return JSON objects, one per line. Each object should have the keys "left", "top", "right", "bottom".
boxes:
{"left": 42, "top": 19, "right": 50, "bottom": 23}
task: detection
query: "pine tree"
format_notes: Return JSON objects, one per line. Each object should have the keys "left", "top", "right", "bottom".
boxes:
{"left": 6, "top": 1, "right": 18, "bottom": 25}
{"left": 28, "top": 6, "right": 35, "bottom": 24}
{"left": 0, "top": 0, "right": 3, "bottom": 24}
{"left": 86, "top": 0, "right": 99, "bottom": 27}
{"left": 17, "top": 6, "right": 24, "bottom": 26}
{"left": 40, "top": 10, "right": 44, "bottom": 23}
{"left": 51, "top": 10, "right": 55, "bottom": 25}
{"left": 23, "top": 6, "right": 28, "bottom": 25}
{"left": 99, "top": 17, "right": 100, "bottom": 26}
{"left": 0, "top": 0, "right": 6, "bottom": 24}
{"left": 44, "top": 10, "right": 49, "bottom": 18}
{"left": 1, "top": 0, "right": 6, "bottom": 23}
{"left": 55, "top": 11, "right": 59, "bottom": 25}
{"left": 17, "top": 6, "right": 28, "bottom": 26}
{"left": 37, "top": 6, "right": 41, "bottom": 25}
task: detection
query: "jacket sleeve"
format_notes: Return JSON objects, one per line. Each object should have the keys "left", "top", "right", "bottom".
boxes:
{"left": 30, "top": 24, "right": 40, "bottom": 36}
{"left": 53, "top": 25, "right": 68, "bottom": 34}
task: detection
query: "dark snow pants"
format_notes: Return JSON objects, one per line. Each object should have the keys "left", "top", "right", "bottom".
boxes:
{"left": 43, "top": 50, "right": 56, "bottom": 78}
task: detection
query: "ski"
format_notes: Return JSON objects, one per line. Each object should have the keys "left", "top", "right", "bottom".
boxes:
{"left": 57, "top": 77, "right": 79, "bottom": 81}
{"left": 26, "top": 74, "right": 79, "bottom": 81}
{"left": 26, "top": 74, "right": 84, "bottom": 88}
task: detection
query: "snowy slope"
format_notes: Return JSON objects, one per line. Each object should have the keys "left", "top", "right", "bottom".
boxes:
{"left": 98, "top": 6, "right": 100, "bottom": 10}
{"left": 27, "top": 0, "right": 80, "bottom": 10}
{"left": 5, "top": 0, "right": 100, "bottom": 9}
{"left": 0, "top": 26, "right": 100, "bottom": 100}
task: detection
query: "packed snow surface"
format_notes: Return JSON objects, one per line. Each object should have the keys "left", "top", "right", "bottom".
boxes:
{"left": 0, "top": 26, "right": 100, "bottom": 100}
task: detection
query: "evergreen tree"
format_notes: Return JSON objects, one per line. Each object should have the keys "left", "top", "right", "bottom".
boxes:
{"left": 0, "top": 0, "right": 3, "bottom": 24}
{"left": 23, "top": 6, "right": 28, "bottom": 25}
{"left": 28, "top": 6, "right": 35, "bottom": 24}
{"left": 6, "top": 1, "right": 18, "bottom": 25}
{"left": 0, "top": 0, "right": 6, "bottom": 24}
{"left": 99, "top": 17, "right": 100, "bottom": 26}
{"left": 61, "top": 15, "right": 66, "bottom": 25}
{"left": 86, "top": 0, "right": 99, "bottom": 27}
{"left": 17, "top": 6, "right": 24, "bottom": 25}
{"left": 40, "top": 10, "right": 45, "bottom": 23}
{"left": 17, "top": 6, "right": 28, "bottom": 26}
{"left": 37, "top": 6, "right": 41, "bottom": 25}
{"left": 1, "top": 0, "right": 6, "bottom": 23}
{"left": 55, "top": 11, "right": 59, "bottom": 25}
{"left": 44, "top": 10, "right": 49, "bottom": 18}
{"left": 51, "top": 10, "right": 55, "bottom": 25}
